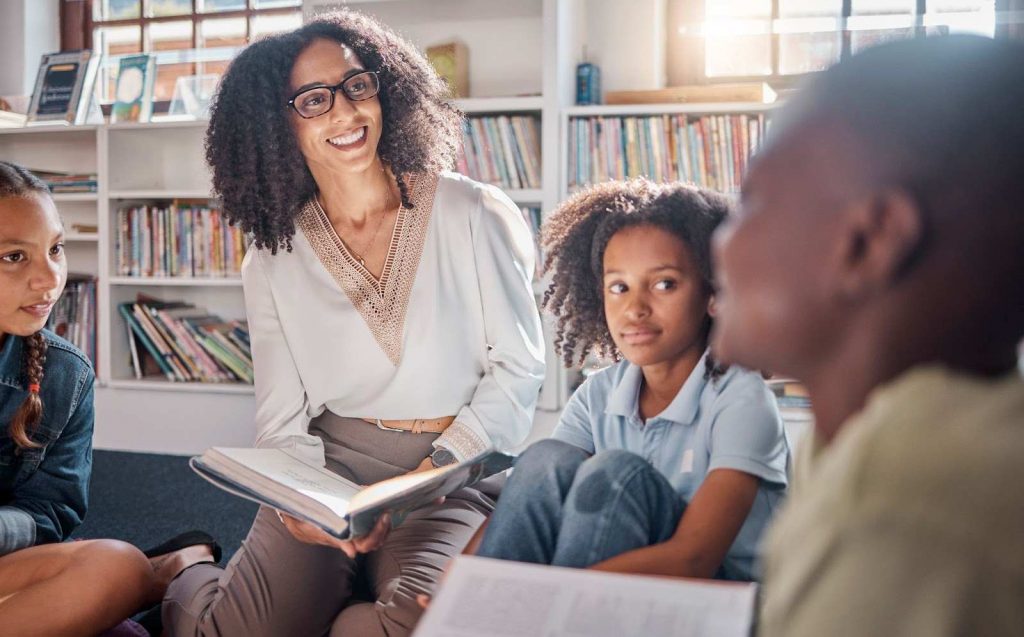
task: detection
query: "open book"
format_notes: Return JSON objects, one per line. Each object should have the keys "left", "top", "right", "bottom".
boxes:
{"left": 190, "top": 447, "right": 514, "bottom": 539}
{"left": 413, "top": 556, "right": 758, "bottom": 637}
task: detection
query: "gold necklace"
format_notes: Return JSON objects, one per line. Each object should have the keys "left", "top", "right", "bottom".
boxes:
{"left": 318, "top": 187, "right": 398, "bottom": 268}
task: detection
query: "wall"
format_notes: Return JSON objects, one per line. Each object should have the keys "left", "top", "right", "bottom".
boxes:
{"left": 0, "top": 0, "right": 60, "bottom": 101}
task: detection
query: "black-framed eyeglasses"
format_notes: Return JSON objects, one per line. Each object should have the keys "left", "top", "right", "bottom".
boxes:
{"left": 286, "top": 71, "right": 381, "bottom": 119}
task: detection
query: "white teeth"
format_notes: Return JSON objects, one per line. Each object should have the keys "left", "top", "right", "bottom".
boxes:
{"left": 328, "top": 127, "right": 366, "bottom": 146}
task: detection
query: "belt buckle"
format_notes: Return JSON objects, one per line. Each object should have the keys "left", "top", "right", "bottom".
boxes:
{"left": 374, "top": 418, "right": 407, "bottom": 433}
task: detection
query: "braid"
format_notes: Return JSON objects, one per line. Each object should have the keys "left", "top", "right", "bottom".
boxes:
{"left": 9, "top": 332, "right": 46, "bottom": 449}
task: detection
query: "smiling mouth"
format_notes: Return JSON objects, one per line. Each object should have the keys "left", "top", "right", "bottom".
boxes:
{"left": 21, "top": 302, "right": 55, "bottom": 318}
{"left": 327, "top": 126, "right": 367, "bottom": 149}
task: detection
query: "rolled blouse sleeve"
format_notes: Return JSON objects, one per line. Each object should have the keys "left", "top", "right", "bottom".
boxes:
{"left": 242, "top": 248, "right": 325, "bottom": 465}
{"left": 435, "top": 184, "right": 546, "bottom": 459}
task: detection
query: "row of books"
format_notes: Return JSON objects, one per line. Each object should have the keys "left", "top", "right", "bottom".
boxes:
{"left": 567, "top": 114, "right": 768, "bottom": 193}
{"left": 456, "top": 115, "right": 542, "bottom": 191}
{"left": 31, "top": 169, "right": 98, "bottom": 193}
{"left": 46, "top": 274, "right": 97, "bottom": 365}
{"left": 119, "top": 298, "right": 252, "bottom": 384}
{"left": 519, "top": 206, "right": 543, "bottom": 279}
{"left": 115, "top": 204, "right": 247, "bottom": 278}
{"left": 767, "top": 378, "right": 813, "bottom": 424}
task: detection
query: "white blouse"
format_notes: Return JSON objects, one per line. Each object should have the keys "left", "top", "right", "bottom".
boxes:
{"left": 241, "top": 172, "right": 546, "bottom": 466}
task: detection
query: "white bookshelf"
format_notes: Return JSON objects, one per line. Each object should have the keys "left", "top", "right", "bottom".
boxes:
{"left": 0, "top": 0, "right": 781, "bottom": 452}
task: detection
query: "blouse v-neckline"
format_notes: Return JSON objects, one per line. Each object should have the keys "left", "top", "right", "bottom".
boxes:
{"left": 298, "top": 173, "right": 438, "bottom": 366}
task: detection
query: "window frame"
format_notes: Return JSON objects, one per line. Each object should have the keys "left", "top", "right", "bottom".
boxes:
{"left": 703, "top": 0, "right": 1003, "bottom": 85}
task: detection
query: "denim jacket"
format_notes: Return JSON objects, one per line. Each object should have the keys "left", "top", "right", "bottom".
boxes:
{"left": 0, "top": 329, "right": 94, "bottom": 555}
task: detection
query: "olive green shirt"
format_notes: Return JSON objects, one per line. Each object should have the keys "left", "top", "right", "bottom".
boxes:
{"left": 760, "top": 366, "right": 1024, "bottom": 637}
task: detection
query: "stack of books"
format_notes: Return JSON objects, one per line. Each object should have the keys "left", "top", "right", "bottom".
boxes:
{"left": 568, "top": 113, "right": 767, "bottom": 192}
{"left": 456, "top": 115, "right": 542, "bottom": 190}
{"left": 30, "top": 169, "right": 98, "bottom": 194}
{"left": 115, "top": 204, "right": 246, "bottom": 278}
{"left": 119, "top": 298, "right": 252, "bottom": 384}
{"left": 46, "top": 273, "right": 97, "bottom": 366}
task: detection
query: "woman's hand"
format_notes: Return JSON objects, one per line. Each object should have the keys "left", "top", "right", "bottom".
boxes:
{"left": 277, "top": 511, "right": 391, "bottom": 559}
{"left": 410, "top": 456, "right": 435, "bottom": 474}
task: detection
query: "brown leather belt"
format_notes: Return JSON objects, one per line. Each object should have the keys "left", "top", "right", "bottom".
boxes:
{"left": 361, "top": 416, "right": 455, "bottom": 434}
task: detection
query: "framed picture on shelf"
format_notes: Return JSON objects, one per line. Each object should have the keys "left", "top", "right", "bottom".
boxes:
{"left": 26, "top": 50, "right": 101, "bottom": 126}
{"left": 111, "top": 54, "right": 156, "bottom": 123}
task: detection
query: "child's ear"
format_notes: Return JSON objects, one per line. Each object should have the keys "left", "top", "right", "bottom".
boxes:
{"left": 707, "top": 294, "right": 718, "bottom": 318}
{"left": 833, "top": 188, "right": 924, "bottom": 301}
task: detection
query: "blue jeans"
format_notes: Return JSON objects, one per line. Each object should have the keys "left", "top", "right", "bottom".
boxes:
{"left": 477, "top": 439, "right": 684, "bottom": 568}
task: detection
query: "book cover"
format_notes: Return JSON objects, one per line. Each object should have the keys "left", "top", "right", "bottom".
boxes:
{"left": 27, "top": 50, "right": 99, "bottom": 126}
{"left": 111, "top": 54, "right": 156, "bottom": 123}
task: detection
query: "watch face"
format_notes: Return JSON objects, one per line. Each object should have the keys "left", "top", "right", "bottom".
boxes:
{"left": 431, "top": 448, "right": 457, "bottom": 467}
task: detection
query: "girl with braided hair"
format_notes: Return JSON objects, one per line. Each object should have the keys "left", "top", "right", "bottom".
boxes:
{"left": 463, "top": 179, "right": 790, "bottom": 582}
{"left": 0, "top": 161, "right": 218, "bottom": 635}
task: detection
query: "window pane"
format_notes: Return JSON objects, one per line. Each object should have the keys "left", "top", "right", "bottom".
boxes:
{"left": 707, "top": 0, "right": 771, "bottom": 19}
{"left": 200, "top": 17, "right": 247, "bottom": 48}
{"left": 148, "top": 0, "right": 192, "bottom": 18}
{"left": 926, "top": 0, "right": 995, "bottom": 36}
{"left": 94, "top": 26, "right": 142, "bottom": 102}
{"left": 251, "top": 12, "right": 303, "bottom": 39}
{"left": 706, "top": 34, "right": 772, "bottom": 77}
{"left": 199, "top": 0, "right": 248, "bottom": 12}
{"left": 148, "top": 21, "right": 196, "bottom": 101}
{"left": 779, "top": 31, "right": 841, "bottom": 74}
{"left": 853, "top": 0, "right": 916, "bottom": 15}
{"left": 147, "top": 20, "right": 194, "bottom": 51}
{"left": 780, "top": 0, "right": 842, "bottom": 17}
{"left": 95, "top": 0, "right": 140, "bottom": 21}
{"left": 253, "top": 0, "right": 303, "bottom": 8}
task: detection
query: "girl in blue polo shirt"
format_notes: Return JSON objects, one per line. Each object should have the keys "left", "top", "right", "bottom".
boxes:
{"left": 474, "top": 178, "right": 790, "bottom": 581}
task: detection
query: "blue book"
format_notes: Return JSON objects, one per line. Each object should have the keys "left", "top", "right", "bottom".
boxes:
{"left": 111, "top": 54, "right": 155, "bottom": 123}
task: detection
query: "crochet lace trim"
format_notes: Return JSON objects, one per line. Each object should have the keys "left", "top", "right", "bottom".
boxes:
{"left": 298, "top": 173, "right": 438, "bottom": 365}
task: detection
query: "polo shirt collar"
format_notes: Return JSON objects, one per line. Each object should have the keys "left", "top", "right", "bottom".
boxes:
{"left": 604, "top": 349, "right": 711, "bottom": 425}
{"left": 605, "top": 363, "right": 643, "bottom": 419}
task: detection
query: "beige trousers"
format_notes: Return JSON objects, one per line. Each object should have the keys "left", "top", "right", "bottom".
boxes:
{"left": 162, "top": 414, "right": 495, "bottom": 637}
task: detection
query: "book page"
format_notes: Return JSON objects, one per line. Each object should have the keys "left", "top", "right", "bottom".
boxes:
{"left": 413, "top": 556, "right": 756, "bottom": 637}
{"left": 206, "top": 448, "right": 361, "bottom": 517}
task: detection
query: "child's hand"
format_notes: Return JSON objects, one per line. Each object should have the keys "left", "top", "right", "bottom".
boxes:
{"left": 416, "top": 593, "right": 432, "bottom": 610}
{"left": 276, "top": 510, "right": 391, "bottom": 558}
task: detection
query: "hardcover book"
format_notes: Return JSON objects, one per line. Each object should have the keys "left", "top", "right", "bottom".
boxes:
{"left": 26, "top": 50, "right": 100, "bottom": 126}
{"left": 191, "top": 447, "right": 515, "bottom": 539}
{"left": 111, "top": 54, "right": 156, "bottom": 123}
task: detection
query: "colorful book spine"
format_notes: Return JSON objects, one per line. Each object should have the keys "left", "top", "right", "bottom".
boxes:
{"left": 568, "top": 113, "right": 766, "bottom": 192}
{"left": 115, "top": 203, "right": 246, "bottom": 278}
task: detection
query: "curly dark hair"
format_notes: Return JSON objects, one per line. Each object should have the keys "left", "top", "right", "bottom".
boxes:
{"left": 542, "top": 178, "right": 732, "bottom": 371}
{"left": 205, "top": 9, "right": 463, "bottom": 253}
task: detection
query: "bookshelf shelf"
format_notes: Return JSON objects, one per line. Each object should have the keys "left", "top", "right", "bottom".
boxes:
{"left": 106, "top": 378, "right": 255, "bottom": 395}
{"left": 109, "top": 190, "right": 214, "bottom": 199}
{"left": 0, "top": 124, "right": 100, "bottom": 137}
{"left": 564, "top": 103, "right": 777, "bottom": 117}
{"left": 109, "top": 277, "right": 243, "bottom": 287}
{"left": 106, "top": 118, "right": 208, "bottom": 131}
{"left": 507, "top": 188, "right": 544, "bottom": 203}
{"left": 66, "top": 232, "right": 99, "bottom": 242}
{"left": 454, "top": 96, "right": 544, "bottom": 114}
{"left": 52, "top": 193, "right": 99, "bottom": 202}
